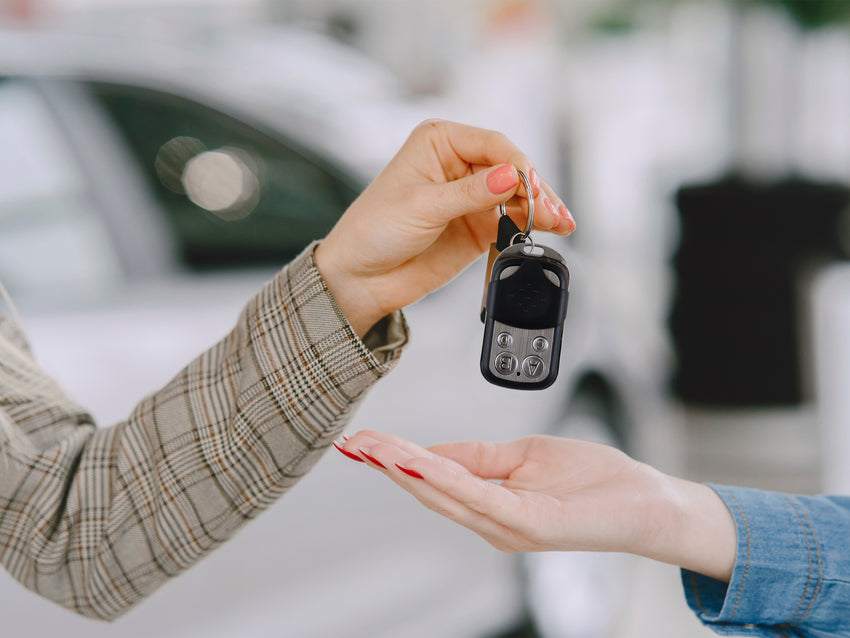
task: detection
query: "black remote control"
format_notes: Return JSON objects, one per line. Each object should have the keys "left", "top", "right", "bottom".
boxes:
{"left": 480, "top": 242, "right": 570, "bottom": 390}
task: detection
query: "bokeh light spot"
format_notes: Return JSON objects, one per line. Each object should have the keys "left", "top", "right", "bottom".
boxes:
{"left": 182, "top": 148, "right": 260, "bottom": 220}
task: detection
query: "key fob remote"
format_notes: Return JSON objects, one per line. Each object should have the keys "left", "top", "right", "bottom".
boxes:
{"left": 481, "top": 243, "right": 570, "bottom": 390}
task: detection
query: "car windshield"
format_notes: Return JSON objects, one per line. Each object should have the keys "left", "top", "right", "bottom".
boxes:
{"left": 87, "top": 81, "right": 363, "bottom": 270}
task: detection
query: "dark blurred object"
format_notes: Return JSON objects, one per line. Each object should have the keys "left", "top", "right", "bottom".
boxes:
{"left": 590, "top": 0, "right": 850, "bottom": 33}
{"left": 763, "top": 0, "right": 850, "bottom": 30}
{"left": 670, "top": 175, "right": 850, "bottom": 407}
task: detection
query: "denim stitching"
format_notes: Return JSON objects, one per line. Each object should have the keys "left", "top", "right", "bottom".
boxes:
{"left": 718, "top": 487, "right": 750, "bottom": 621}
{"left": 794, "top": 499, "right": 823, "bottom": 624}
{"left": 783, "top": 495, "right": 814, "bottom": 624}
{"left": 689, "top": 571, "right": 709, "bottom": 614}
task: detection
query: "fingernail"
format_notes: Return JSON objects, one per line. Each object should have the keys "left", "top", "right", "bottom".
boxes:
{"left": 396, "top": 464, "right": 424, "bottom": 479}
{"left": 529, "top": 168, "right": 541, "bottom": 198}
{"left": 559, "top": 205, "right": 576, "bottom": 233}
{"left": 486, "top": 164, "right": 518, "bottom": 195}
{"left": 359, "top": 448, "right": 386, "bottom": 469}
{"left": 333, "top": 440, "right": 365, "bottom": 463}
{"left": 544, "top": 197, "right": 557, "bottom": 217}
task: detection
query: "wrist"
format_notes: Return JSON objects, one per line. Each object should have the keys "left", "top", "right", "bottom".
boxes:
{"left": 647, "top": 474, "right": 737, "bottom": 582}
{"left": 313, "top": 241, "right": 384, "bottom": 339}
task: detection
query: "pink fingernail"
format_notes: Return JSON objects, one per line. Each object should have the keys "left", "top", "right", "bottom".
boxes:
{"left": 529, "top": 169, "right": 541, "bottom": 198}
{"left": 333, "top": 441, "right": 365, "bottom": 463}
{"left": 396, "top": 464, "right": 424, "bottom": 479}
{"left": 359, "top": 449, "right": 386, "bottom": 469}
{"left": 544, "top": 197, "right": 557, "bottom": 217}
{"left": 559, "top": 205, "right": 576, "bottom": 233}
{"left": 486, "top": 164, "right": 518, "bottom": 195}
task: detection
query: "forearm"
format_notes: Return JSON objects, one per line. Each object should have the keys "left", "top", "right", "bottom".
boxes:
{"left": 0, "top": 244, "right": 406, "bottom": 620}
{"left": 640, "top": 472, "right": 737, "bottom": 583}
{"left": 620, "top": 469, "right": 850, "bottom": 635}
{"left": 680, "top": 487, "right": 850, "bottom": 637}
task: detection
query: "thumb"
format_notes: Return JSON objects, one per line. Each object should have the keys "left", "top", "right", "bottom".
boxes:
{"left": 428, "top": 164, "right": 522, "bottom": 223}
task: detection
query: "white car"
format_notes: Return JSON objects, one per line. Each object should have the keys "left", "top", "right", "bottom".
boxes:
{"left": 0, "top": 25, "right": 659, "bottom": 638}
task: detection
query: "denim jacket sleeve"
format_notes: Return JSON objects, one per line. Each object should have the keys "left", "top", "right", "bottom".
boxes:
{"left": 681, "top": 485, "right": 850, "bottom": 637}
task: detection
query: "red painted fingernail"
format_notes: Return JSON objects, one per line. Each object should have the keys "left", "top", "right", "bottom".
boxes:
{"left": 333, "top": 441, "right": 365, "bottom": 463}
{"left": 359, "top": 449, "right": 386, "bottom": 469}
{"left": 396, "top": 464, "right": 424, "bottom": 479}
{"left": 529, "top": 169, "right": 541, "bottom": 198}
{"left": 486, "top": 164, "right": 518, "bottom": 195}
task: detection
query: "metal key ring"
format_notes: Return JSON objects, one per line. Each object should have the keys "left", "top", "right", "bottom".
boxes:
{"left": 498, "top": 168, "right": 534, "bottom": 240}
{"left": 509, "top": 232, "right": 536, "bottom": 250}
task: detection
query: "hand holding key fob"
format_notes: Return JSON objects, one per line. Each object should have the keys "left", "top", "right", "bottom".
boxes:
{"left": 480, "top": 170, "right": 570, "bottom": 390}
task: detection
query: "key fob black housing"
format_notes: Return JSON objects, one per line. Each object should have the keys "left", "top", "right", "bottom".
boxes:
{"left": 481, "top": 243, "right": 570, "bottom": 390}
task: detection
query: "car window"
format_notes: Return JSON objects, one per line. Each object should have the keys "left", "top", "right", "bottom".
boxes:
{"left": 0, "top": 79, "right": 122, "bottom": 297}
{"left": 87, "top": 82, "right": 362, "bottom": 270}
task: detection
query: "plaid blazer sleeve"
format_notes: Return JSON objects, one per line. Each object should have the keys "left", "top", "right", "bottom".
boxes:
{"left": 0, "top": 244, "right": 406, "bottom": 621}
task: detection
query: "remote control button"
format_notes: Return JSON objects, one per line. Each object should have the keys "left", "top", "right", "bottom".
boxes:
{"left": 496, "top": 332, "right": 513, "bottom": 348}
{"left": 494, "top": 353, "right": 518, "bottom": 376}
{"left": 522, "top": 355, "right": 545, "bottom": 379}
{"left": 532, "top": 336, "right": 549, "bottom": 352}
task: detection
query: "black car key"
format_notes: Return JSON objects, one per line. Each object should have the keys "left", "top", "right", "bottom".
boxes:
{"left": 479, "top": 169, "right": 570, "bottom": 390}
{"left": 480, "top": 213, "right": 524, "bottom": 322}
{"left": 481, "top": 242, "right": 570, "bottom": 389}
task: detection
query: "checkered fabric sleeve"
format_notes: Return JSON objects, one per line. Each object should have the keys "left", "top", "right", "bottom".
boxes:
{"left": 0, "top": 243, "right": 407, "bottom": 621}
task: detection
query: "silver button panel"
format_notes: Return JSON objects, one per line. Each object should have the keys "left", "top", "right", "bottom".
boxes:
{"left": 488, "top": 320, "right": 556, "bottom": 384}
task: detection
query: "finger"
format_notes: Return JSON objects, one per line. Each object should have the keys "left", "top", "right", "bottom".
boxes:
{"left": 427, "top": 439, "right": 531, "bottom": 481}
{"left": 530, "top": 175, "right": 573, "bottom": 235}
{"left": 392, "top": 467, "right": 528, "bottom": 552}
{"left": 340, "top": 435, "right": 454, "bottom": 479}
{"left": 518, "top": 168, "right": 559, "bottom": 231}
{"left": 353, "top": 442, "right": 533, "bottom": 551}
{"left": 533, "top": 191, "right": 561, "bottom": 232}
{"left": 343, "top": 432, "right": 530, "bottom": 482}
{"left": 397, "top": 453, "right": 543, "bottom": 541}
{"left": 394, "top": 467, "right": 529, "bottom": 552}
{"left": 342, "top": 433, "right": 511, "bottom": 493}
{"left": 345, "top": 434, "right": 530, "bottom": 483}
{"left": 342, "top": 430, "right": 437, "bottom": 460}
{"left": 500, "top": 176, "right": 570, "bottom": 235}
{"left": 425, "top": 163, "right": 523, "bottom": 225}
{"left": 540, "top": 180, "right": 576, "bottom": 235}
{"left": 418, "top": 119, "right": 532, "bottom": 177}
{"left": 338, "top": 431, "right": 460, "bottom": 477}
{"left": 338, "top": 432, "right": 542, "bottom": 551}
{"left": 338, "top": 433, "right": 396, "bottom": 471}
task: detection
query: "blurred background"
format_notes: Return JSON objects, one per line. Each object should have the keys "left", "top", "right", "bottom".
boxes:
{"left": 2, "top": 0, "right": 850, "bottom": 636}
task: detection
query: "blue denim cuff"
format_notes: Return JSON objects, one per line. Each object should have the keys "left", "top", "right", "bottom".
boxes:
{"left": 681, "top": 485, "right": 850, "bottom": 637}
